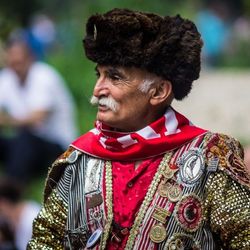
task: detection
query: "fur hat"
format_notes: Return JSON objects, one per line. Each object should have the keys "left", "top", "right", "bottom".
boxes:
{"left": 83, "top": 8, "right": 203, "bottom": 100}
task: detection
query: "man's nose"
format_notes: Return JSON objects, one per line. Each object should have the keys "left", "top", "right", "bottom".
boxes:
{"left": 93, "top": 77, "right": 110, "bottom": 97}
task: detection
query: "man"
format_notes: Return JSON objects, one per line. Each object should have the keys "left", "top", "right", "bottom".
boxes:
{"left": 0, "top": 37, "right": 78, "bottom": 183}
{"left": 28, "top": 9, "right": 250, "bottom": 249}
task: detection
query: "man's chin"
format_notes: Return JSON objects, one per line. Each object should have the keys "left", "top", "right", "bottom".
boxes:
{"left": 97, "top": 118, "right": 119, "bottom": 129}
{"left": 97, "top": 115, "right": 112, "bottom": 124}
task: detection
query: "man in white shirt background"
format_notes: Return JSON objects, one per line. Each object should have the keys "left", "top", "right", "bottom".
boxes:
{"left": 0, "top": 36, "right": 78, "bottom": 184}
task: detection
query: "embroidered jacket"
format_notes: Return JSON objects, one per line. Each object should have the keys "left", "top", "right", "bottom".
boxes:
{"left": 27, "top": 133, "right": 250, "bottom": 249}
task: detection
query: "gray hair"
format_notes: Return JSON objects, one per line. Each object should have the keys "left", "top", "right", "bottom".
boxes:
{"left": 138, "top": 78, "right": 155, "bottom": 93}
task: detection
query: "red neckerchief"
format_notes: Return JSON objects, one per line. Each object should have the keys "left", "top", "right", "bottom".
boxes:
{"left": 71, "top": 107, "right": 207, "bottom": 160}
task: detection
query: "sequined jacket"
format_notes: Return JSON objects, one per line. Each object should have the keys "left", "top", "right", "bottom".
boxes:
{"left": 28, "top": 132, "right": 250, "bottom": 250}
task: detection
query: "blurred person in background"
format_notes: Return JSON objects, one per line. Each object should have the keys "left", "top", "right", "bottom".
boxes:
{"left": 0, "top": 40, "right": 4, "bottom": 69}
{"left": 0, "top": 178, "right": 40, "bottom": 250}
{"left": 0, "top": 35, "right": 78, "bottom": 184}
{"left": 28, "top": 8, "right": 249, "bottom": 249}
{"left": 196, "top": 1, "right": 230, "bottom": 67}
{"left": 27, "top": 14, "right": 57, "bottom": 60}
{"left": 0, "top": 216, "right": 17, "bottom": 250}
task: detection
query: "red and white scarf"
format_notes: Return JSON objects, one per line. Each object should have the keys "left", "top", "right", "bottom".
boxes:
{"left": 71, "top": 107, "right": 206, "bottom": 160}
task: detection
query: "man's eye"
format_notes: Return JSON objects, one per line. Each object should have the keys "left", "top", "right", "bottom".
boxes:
{"left": 112, "top": 75, "right": 121, "bottom": 81}
{"left": 95, "top": 71, "right": 100, "bottom": 78}
{"left": 108, "top": 73, "right": 122, "bottom": 81}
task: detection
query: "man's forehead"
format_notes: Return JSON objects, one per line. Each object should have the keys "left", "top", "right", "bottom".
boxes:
{"left": 96, "top": 65, "right": 127, "bottom": 72}
{"left": 96, "top": 64, "right": 150, "bottom": 77}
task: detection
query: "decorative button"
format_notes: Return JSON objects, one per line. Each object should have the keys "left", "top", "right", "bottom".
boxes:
{"left": 127, "top": 182, "right": 133, "bottom": 188}
{"left": 177, "top": 148, "right": 205, "bottom": 186}
{"left": 149, "top": 224, "right": 167, "bottom": 243}
{"left": 152, "top": 206, "right": 170, "bottom": 224}
{"left": 167, "top": 184, "right": 182, "bottom": 202}
{"left": 66, "top": 150, "right": 79, "bottom": 164}
{"left": 86, "top": 228, "right": 102, "bottom": 248}
{"left": 175, "top": 194, "right": 203, "bottom": 232}
{"left": 158, "top": 180, "right": 171, "bottom": 197}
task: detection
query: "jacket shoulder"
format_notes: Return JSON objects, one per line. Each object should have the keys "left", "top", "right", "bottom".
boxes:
{"left": 204, "top": 132, "right": 250, "bottom": 189}
{"left": 44, "top": 146, "right": 82, "bottom": 201}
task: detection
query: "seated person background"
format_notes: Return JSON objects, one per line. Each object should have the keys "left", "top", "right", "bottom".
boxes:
{"left": 0, "top": 36, "right": 78, "bottom": 183}
{"left": 0, "top": 177, "right": 40, "bottom": 250}
{"left": 0, "top": 215, "right": 18, "bottom": 250}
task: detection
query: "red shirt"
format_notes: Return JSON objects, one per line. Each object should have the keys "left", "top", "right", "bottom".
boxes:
{"left": 106, "top": 155, "right": 163, "bottom": 249}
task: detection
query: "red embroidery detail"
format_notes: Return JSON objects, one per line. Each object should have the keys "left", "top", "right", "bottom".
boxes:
{"left": 176, "top": 195, "right": 202, "bottom": 232}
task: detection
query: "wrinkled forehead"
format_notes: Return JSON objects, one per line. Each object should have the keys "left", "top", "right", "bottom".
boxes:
{"left": 96, "top": 64, "right": 160, "bottom": 81}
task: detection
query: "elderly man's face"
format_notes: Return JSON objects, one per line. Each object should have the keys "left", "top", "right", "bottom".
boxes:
{"left": 92, "top": 65, "right": 158, "bottom": 132}
{"left": 5, "top": 43, "right": 33, "bottom": 83}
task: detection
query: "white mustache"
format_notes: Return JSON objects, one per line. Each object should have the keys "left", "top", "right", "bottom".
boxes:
{"left": 90, "top": 96, "right": 119, "bottom": 112}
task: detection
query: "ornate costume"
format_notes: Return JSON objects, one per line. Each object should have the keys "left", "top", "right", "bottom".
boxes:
{"left": 28, "top": 8, "right": 250, "bottom": 250}
{"left": 28, "top": 108, "right": 250, "bottom": 250}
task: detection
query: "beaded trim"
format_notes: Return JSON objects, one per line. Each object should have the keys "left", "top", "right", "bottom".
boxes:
{"left": 99, "top": 153, "right": 173, "bottom": 249}
{"left": 99, "top": 134, "right": 215, "bottom": 249}
{"left": 124, "top": 152, "right": 173, "bottom": 250}
{"left": 100, "top": 160, "right": 113, "bottom": 250}
{"left": 99, "top": 133, "right": 219, "bottom": 249}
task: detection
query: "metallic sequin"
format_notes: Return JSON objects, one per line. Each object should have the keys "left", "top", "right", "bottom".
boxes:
{"left": 27, "top": 189, "right": 67, "bottom": 249}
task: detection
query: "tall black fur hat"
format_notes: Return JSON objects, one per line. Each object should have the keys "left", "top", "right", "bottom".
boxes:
{"left": 83, "top": 8, "right": 203, "bottom": 100}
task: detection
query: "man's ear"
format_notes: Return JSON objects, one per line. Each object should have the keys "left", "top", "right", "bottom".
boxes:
{"left": 149, "top": 80, "right": 173, "bottom": 106}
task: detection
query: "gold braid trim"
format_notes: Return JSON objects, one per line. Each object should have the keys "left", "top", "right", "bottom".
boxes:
{"left": 27, "top": 189, "right": 67, "bottom": 249}
{"left": 98, "top": 152, "right": 173, "bottom": 250}
{"left": 125, "top": 152, "right": 173, "bottom": 250}
{"left": 100, "top": 160, "right": 113, "bottom": 250}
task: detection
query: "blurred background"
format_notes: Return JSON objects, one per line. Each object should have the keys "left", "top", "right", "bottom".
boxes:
{"left": 0, "top": 0, "right": 249, "bottom": 210}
